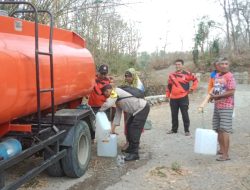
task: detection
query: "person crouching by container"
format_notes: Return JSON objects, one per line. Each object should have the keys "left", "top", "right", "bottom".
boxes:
{"left": 99, "top": 84, "right": 150, "bottom": 161}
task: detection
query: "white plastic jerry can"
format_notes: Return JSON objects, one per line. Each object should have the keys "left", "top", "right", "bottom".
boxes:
{"left": 95, "top": 112, "right": 111, "bottom": 141}
{"left": 194, "top": 128, "right": 218, "bottom": 155}
{"left": 97, "top": 134, "right": 117, "bottom": 157}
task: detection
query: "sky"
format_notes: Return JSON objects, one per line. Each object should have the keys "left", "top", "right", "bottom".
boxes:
{"left": 118, "top": 0, "right": 224, "bottom": 53}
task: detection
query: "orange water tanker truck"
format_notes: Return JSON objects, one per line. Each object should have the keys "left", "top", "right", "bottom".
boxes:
{"left": 0, "top": 1, "right": 97, "bottom": 189}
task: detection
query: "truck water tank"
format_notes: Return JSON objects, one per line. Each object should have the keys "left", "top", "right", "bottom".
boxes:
{"left": 0, "top": 138, "right": 22, "bottom": 160}
{"left": 0, "top": 16, "right": 96, "bottom": 125}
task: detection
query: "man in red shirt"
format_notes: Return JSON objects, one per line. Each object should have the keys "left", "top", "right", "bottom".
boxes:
{"left": 88, "top": 64, "right": 113, "bottom": 117}
{"left": 210, "top": 58, "right": 236, "bottom": 161}
{"left": 166, "top": 59, "right": 198, "bottom": 136}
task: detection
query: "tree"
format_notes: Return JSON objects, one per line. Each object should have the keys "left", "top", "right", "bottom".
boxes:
{"left": 238, "top": 0, "right": 250, "bottom": 47}
{"left": 193, "top": 16, "right": 215, "bottom": 63}
{"left": 218, "top": 0, "right": 250, "bottom": 53}
{"left": 15, "top": 0, "right": 142, "bottom": 73}
{"left": 210, "top": 38, "right": 220, "bottom": 57}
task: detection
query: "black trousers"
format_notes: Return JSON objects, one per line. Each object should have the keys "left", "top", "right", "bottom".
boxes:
{"left": 170, "top": 96, "right": 190, "bottom": 133}
{"left": 127, "top": 103, "right": 150, "bottom": 154}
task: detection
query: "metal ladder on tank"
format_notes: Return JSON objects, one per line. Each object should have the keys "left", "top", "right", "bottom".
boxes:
{"left": 0, "top": 2, "right": 67, "bottom": 190}
{"left": 34, "top": 10, "right": 56, "bottom": 133}
{"left": 11, "top": 8, "right": 56, "bottom": 132}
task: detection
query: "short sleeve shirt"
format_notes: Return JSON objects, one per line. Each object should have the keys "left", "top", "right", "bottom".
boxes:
{"left": 213, "top": 72, "right": 236, "bottom": 109}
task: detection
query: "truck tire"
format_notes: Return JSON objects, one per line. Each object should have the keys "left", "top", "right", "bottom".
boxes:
{"left": 62, "top": 121, "right": 91, "bottom": 178}
{"left": 44, "top": 148, "right": 65, "bottom": 177}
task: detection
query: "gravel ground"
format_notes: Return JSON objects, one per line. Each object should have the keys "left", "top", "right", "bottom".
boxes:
{"left": 104, "top": 83, "right": 250, "bottom": 190}
{"left": 9, "top": 83, "right": 250, "bottom": 190}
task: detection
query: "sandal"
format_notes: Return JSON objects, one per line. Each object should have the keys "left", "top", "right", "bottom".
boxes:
{"left": 216, "top": 157, "right": 231, "bottom": 161}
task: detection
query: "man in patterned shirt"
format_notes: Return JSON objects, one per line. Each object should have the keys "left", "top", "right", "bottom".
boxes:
{"left": 210, "top": 57, "right": 236, "bottom": 161}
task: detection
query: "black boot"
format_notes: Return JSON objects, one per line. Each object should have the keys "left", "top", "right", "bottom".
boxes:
{"left": 124, "top": 153, "right": 139, "bottom": 161}
{"left": 121, "top": 147, "right": 132, "bottom": 153}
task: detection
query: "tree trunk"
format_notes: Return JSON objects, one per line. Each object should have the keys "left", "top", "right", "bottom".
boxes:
{"left": 227, "top": 0, "right": 238, "bottom": 54}
{"left": 222, "top": 0, "right": 231, "bottom": 50}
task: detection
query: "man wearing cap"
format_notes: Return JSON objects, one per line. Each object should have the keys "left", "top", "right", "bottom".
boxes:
{"left": 88, "top": 64, "right": 113, "bottom": 117}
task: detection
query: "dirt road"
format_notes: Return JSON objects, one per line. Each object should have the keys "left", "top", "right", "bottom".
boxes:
{"left": 100, "top": 84, "right": 250, "bottom": 190}
{"left": 17, "top": 83, "right": 250, "bottom": 190}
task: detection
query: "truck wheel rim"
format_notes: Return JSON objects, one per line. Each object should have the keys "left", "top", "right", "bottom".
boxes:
{"left": 78, "top": 133, "right": 89, "bottom": 166}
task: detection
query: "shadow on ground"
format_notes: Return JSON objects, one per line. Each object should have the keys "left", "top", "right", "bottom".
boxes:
{"left": 69, "top": 144, "right": 152, "bottom": 190}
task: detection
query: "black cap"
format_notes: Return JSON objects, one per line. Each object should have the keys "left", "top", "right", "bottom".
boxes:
{"left": 98, "top": 64, "right": 109, "bottom": 74}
